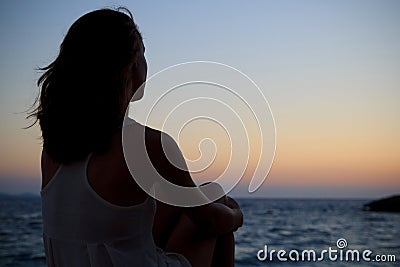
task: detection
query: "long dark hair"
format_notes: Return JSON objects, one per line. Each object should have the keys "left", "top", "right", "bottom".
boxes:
{"left": 28, "top": 8, "right": 143, "bottom": 164}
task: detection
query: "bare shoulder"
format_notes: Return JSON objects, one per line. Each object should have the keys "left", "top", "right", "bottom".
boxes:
{"left": 123, "top": 119, "right": 175, "bottom": 149}
{"left": 141, "top": 126, "right": 194, "bottom": 187}
{"left": 124, "top": 119, "right": 180, "bottom": 155}
{"left": 123, "top": 119, "right": 195, "bottom": 187}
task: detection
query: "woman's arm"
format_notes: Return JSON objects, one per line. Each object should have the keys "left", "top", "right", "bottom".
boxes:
{"left": 145, "top": 129, "right": 243, "bottom": 235}
{"left": 186, "top": 199, "right": 243, "bottom": 235}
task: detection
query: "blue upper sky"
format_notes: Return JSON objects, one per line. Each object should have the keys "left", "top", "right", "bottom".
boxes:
{"left": 0, "top": 1, "right": 399, "bottom": 198}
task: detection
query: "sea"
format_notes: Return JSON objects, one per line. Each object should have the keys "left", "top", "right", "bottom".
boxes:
{"left": 0, "top": 197, "right": 399, "bottom": 267}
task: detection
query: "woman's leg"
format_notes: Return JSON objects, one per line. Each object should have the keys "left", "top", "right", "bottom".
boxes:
{"left": 152, "top": 182, "right": 236, "bottom": 267}
{"left": 165, "top": 214, "right": 217, "bottom": 267}
{"left": 153, "top": 201, "right": 235, "bottom": 267}
{"left": 211, "top": 232, "right": 235, "bottom": 267}
{"left": 152, "top": 181, "right": 222, "bottom": 248}
{"left": 152, "top": 201, "right": 182, "bottom": 249}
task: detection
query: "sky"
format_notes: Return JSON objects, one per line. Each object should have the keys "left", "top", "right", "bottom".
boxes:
{"left": 0, "top": 0, "right": 399, "bottom": 198}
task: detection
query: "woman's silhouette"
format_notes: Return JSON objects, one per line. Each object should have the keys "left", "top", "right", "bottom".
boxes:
{"left": 30, "top": 8, "right": 243, "bottom": 267}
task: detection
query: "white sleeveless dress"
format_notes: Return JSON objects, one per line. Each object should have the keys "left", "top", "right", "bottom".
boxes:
{"left": 41, "top": 154, "right": 191, "bottom": 267}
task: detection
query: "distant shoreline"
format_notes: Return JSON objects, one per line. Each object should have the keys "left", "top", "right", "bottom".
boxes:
{"left": 0, "top": 192, "right": 374, "bottom": 201}
{"left": 0, "top": 192, "right": 40, "bottom": 199}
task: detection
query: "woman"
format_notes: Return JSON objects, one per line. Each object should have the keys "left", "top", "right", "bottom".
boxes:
{"left": 30, "top": 8, "right": 243, "bottom": 267}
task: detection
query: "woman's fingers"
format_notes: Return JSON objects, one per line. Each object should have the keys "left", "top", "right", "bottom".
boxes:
{"left": 225, "top": 196, "right": 240, "bottom": 209}
{"left": 232, "top": 208, "right": 243, "bottom": 231}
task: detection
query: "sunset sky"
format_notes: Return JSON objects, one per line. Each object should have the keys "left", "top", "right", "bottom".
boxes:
{"left": 0, "top": 0, "right": 399, "bottom": 198}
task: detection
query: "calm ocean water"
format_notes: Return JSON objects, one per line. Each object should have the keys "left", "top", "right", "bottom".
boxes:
{"left": 0, "top": 197, "right": 399, "bottom": 266}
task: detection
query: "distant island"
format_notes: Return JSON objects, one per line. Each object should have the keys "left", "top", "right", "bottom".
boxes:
{"left": 363, "top": 195, "right": 400, "bottom": 212}
{"left": 0, "top": 192, "right": 40, "bottom": 199}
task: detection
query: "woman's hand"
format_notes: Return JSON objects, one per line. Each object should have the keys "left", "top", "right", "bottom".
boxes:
{"left": 224, "top": 196, "right": 243, "bottom": 231}
{"left": 211, "top": 198, "right": 243, "bottom": 234}
{"left": 186, "top": 195, "right": 243, "bottom": 236}
{"left": 220, "top": 196, "right": 243, "bottom": 232}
